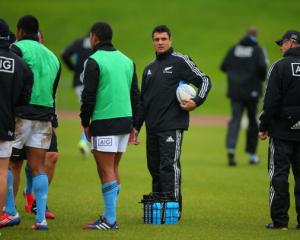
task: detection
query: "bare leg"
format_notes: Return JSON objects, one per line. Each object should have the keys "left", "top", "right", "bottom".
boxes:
{"left": 10, "top": 160, "right": 23, "bottom": 198}
{"left": 114, "top": 153, "right": 122, "bottom": 184}
{"left": 26, "top": 147, "right": 47, "bottom": 176}
{"left": 0, "top": 158, "right": 9, "bottom": 212}
{"left": 44, "top": 152, "right": 58, "bottom": 184}
{"left": 93, "top": 150, "right": 116, "bottom": 183}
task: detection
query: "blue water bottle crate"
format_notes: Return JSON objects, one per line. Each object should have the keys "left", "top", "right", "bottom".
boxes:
{"left": 141, "top": 192, "right": 179, "bottom": 224}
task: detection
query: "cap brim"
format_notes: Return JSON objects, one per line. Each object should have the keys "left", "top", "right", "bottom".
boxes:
{"left": 275, "top": 39, "right": 283, "bottom": 46}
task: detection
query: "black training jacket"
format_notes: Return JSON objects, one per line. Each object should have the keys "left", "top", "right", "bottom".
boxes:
{"left": 61, "top": 37, "right": 92, "bottom": 88}
{"left": 259, "top": 47, "right": 300, "bottom": 141}
{"left": 10, "top": 35, "right": 61, "bottom": 127}
{"left": 80, "top": 42, "right": 140, "bottom": 136}
{"left": 135, "top": 48, "right": 211, "bottom": 133}
{"left": 0, "top": 42, "right": 32, "bottom": 140}
{"left": 220, "top": 36, "right": 268, "bottom": 100}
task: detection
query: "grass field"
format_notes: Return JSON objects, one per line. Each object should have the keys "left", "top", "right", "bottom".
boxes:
{"left": 1, "top": 120, "right": 299, "bottom": 240}
{"left": 1, "top": 0, "right": 299, "bottom": 114}
{"left": 1, "top": 1, "right": 300, "bottom": 239}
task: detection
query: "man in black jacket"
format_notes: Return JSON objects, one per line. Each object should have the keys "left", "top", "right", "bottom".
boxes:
{"left": 135, "top": 25, "right": 211, "bottom": 215}
{"left": 62, "top": 34, "right": 93, "bottom": 158}
{"left": 221, "top": 27, "right": 268, "bottom": 166}
{"left": 0, "top": 18, "right": 31, "bottom": 228}
{"left": 259, "top": 30, "right": 300, "bottom": 230}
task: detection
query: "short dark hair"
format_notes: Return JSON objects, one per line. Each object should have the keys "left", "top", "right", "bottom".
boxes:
{"left": 90, "top": 22, "right": 113, "bottom": 42}
{"left": 17, "top": 15, "right": 39, "bottom": 34}
{"left": 152, "top": 25, "right": 171, "bottom": 38}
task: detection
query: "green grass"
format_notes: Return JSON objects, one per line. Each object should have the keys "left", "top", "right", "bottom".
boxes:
{"left": 1, "top": 0, "right": 299, "bottom": 114}
{"left": 1, "top": 1, "right": 300, "bottom": 239}
{"left": 1, "top": 120, "right": 299, "bottom": 239}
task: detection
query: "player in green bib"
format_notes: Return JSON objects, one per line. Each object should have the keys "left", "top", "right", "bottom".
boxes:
{"left": 80, "top": 22, "right": 140, "bottom": 230}
{"left": 4, "top": 15, "right": 60, "bottom": 230}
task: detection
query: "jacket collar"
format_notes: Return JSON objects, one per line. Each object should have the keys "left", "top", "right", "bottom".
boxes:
{"left": 93, "top": 41, "right": 116, "bottom": 52}
{"left": 284, "top": 47, "right": 300, "bottom": 57}
{"left": 156, "top": 47, "right": 173, "bottom": 60}
{"left": 21, "top": 34, "right": 39, "bottom": 42}
{"left": 0, "top": 40, "right": 10, "bottom": 49}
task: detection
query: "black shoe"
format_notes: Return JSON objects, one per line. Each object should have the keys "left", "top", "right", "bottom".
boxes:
{"left": 31, "top": 201, "right": 37, "bottom": 214}
{"left": 31, "top": 201, "right": 55, "bottom": 219}
{"left": 228, "top": 153, "right": 237, "bottom": 166}
{"left": 265, "top": 223, "right": 288, "bottom": 230}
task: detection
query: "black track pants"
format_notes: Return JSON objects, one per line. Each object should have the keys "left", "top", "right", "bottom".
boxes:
{"left": 226, "top": 99, "right": 259, "bottom": 154}
{"left": 146, "top": 130, "right": 183, "bottom": 202}
{"left": 268, "top": 138, "right": 300, "bottom": 226}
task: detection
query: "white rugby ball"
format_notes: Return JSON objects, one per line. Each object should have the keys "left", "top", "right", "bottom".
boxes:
{"left": 176, "top": 83, "right": 196, "bottom": 104}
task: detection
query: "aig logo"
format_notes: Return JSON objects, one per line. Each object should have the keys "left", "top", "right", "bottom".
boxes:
{"left": 0, "top": 56, "right": 15, "bottom": 73}
{"left": 97, "top": 137, "right": 112, "bottom": 147}
{"left": 292, "top": 63, "right": 300, "bottom": 77}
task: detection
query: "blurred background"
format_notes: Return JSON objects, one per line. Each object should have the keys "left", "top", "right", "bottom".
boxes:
{"left": 1, "top": 0, "right": 298, "bottom": 115}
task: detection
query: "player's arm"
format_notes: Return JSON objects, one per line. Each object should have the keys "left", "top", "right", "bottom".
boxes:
{"left": 51, "top": 63, "right": 61, "bottom": 128}
{"left": 133, "top": 67, "right": 147, "bottom": 133}
{"left": 130, "top": 63, "right": 141, "bottom": 128}
{"left": 220, "top": 47, "right": 234, "bottom": 73}
{"left": 61, "top": 40, "right": 78, "bottom": 70}
{"left": 259, "top": 62, "right": 282, "bottom": 134}
{"left": 128, "top": 63, "right": 141, "bottom": 145}
{"left": 257, "top": 47, "right": 268, "bottom": 82}
{"left": 14, "top": 60, "right": 32, "bottom": 106}
{"left": 80, "top": 58, "right": 99, "bottom": 129}
{"left": 180, "top": 56, "right": 212, "bottom": 107}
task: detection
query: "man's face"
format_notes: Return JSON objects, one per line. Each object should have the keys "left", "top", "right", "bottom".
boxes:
{"left": 280, "top": 39, "right": 293, "bottom": 54}
{"left": 152, "top": 32, "right": 172, "bottom": 54}
{"left": 89, "top": 32, "right": 99, "bottom": 49}
{"left": 16, "top": 28, "right": 24, "bottom": 40}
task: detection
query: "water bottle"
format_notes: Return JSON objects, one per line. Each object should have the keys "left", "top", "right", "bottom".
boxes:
{"left": 152, "top": 202, "right": 161, "bottom": 224}
{"left": 165, "top": 202, "right": 179, "bottom": 224}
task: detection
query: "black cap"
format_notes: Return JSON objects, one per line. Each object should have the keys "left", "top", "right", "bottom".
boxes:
{"left": 0, "top": 19, "right": 15, "bottom": 44}
{"left": 275, "top": 30, "right": 300, "bottom": 46}
{"left": 0, "top": 19, "right": 10, "bottom": 40}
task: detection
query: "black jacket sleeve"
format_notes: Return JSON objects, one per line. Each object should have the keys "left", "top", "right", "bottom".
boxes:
{"left": 256, "top": 47, "right": 268, "bottom": 81}
{"left": 61, "top": 40, "right": 79, "bottom": 71}
{"left": 180, "top": 56, "right": 212, "bottom": 106}
{"left": 134, "top": 68, "right": 147, "bottom": 132}
{"left": 80, "top": 58, "right": 100, "bottom": 127}
{"left": 14, "top": 59, "right": 33, "bottom": 107}
{"left": 220, "top": 47, "right": 234, "bottom": 73}
{"left": 51, "top": 63, "right": 61, "bottom": 128}
{"left": 259, "top": 62, "right": 282, "bottom": 132}
{"left": 130, "top": 63, "right": 141, "bottom": 129}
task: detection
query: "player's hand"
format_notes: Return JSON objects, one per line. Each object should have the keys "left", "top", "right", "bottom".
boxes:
{"left": 128, "top": 128, "right": 140, "bottom": 145}
{"left": 180, "top": 99, "right": 197, "bottom": 111}
{"left": 259, "top": 131, "right": 268, "bottom": 140}
{"left": 84, "top": 127, "right": 91, "bottom": 142}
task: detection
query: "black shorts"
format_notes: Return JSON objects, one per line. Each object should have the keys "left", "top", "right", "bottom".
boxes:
{"left": 10, "top": 131, "right": 58, "bottom": 161}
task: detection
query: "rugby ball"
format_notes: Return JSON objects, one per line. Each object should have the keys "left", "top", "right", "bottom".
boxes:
{"left": 176, "top": 83, "right": 196, "bottom": 104}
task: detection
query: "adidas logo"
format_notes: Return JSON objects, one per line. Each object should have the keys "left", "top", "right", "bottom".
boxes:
{"left": 291, "top": 121, "right": 300, "bottom": 130}
{"left": 147, "top": 69, "right": 152, "bottom": 75}
{"left": 163, "top": 66, "right": 173, "bottom": 74}
{"left": 166, "top": 136, "right": 175, "bottom": 143}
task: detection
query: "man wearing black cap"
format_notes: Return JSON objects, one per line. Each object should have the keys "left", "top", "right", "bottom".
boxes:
{"left": 259, "top": 30, "right": 300, "bottom": 230}
{"left": 221, "top": 26, "right": 268, "bottom": 166}
{"left": 0, "top": 18, "right": 31, "bottom": 228}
